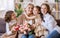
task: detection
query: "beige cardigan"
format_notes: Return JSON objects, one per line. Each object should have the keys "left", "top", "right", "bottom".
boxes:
{"left": 34, "top": 14, "right": 48, "bottom": 37}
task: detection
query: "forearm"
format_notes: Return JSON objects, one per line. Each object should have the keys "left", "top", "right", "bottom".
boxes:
{"left": 25, "top": 13, "right": 36, "bottom": 19}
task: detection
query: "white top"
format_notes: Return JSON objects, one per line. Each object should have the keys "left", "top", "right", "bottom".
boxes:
{"left": 6, "top": 20, "right": 16, "bottom": 35}
{"left": 53, "top": 26, "right": 60, "bottom": 33}
{"left": 41, "top": 13, "right": 57, "bottom": 33}
{"left": 25, "top": 20, "right": 33, "bottom": 25}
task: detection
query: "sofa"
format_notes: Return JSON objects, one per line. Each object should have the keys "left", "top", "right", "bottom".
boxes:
{"left": 56, "top": 20, "right": 60, "bottom": 26}
{"left": 0, "top": 18, "right": 60, "bottom": 38}
{"left": 0, "top": 18, "right": 6, "bottom": 36}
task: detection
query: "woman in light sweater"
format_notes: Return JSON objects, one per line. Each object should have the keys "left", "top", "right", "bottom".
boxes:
{"left": 40, "top": 3, "right": 57, "bottom": 34}
{"left": 40, "top": 3, "right": 60, "bottom": 38}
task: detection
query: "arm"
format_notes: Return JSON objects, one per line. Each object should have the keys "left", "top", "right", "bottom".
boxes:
{"left": 41, "top": 16, "right": 57, "bottom": 32}
{"left": 17, "top": 14, "right": 25, "bottom": 25}
{"left": 24, "top": 13, "right": 36, "bottom": 19}
{"left": 6, "top": 23, "right": 12, "bottom": 35}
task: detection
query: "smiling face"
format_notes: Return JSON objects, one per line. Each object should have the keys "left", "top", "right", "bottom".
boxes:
{"left": 11, "top": 13, "right": 16, "bottom": 20}
{"left": 33, "top": 7, "right": 40, "bottom": 15}
{"left": 41, "top": 3, "right": 50, "bottom": 15}
{"left": 25, "top": 4, "right": 34, "bottom": 15}
{"left": 41, "top": 5, "right": 48, "bottom": 15}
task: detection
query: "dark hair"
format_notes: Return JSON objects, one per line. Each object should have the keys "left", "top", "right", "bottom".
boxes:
{"left": 34, "top": 6, "right": 44, "bottom": 21}
{"left": 5, "top": 11, "right": 14, "bottom": 22}
{"left": 34, "top": 6, "right": 41, "bottom": 12}
{"left": 41, "top": 3, "right": 51, "bottom": 14}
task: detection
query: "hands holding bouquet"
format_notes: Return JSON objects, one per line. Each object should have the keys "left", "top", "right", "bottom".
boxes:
{"left": 19, "top": 21, "right": 31, "bottom": 34}
{"left": 12, "top": 21, "right": 31, "bottom": 34}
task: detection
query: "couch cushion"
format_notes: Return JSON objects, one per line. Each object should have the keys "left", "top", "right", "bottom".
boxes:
{"left": 56, "top": 20, "right": 60, "bottom": 27}
{"left": 0, "top": 18, "right": 6, "bottom": 33}
{"left": 0, "top": 33, "right": 5, "bottom": 36}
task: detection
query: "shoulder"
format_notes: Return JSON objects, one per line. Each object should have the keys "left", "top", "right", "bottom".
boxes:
{"left": 46, "top": 13, "right": 54, "bottom": 19}
{"left": 6, "top": 22, "right": 9, "bottom": 25}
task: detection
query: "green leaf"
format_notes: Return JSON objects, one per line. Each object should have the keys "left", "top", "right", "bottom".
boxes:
{"left": 55, "top": 0, "right": 58, "bottom": 2}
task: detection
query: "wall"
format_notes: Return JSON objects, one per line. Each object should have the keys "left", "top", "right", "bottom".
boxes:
{"left": 0, "top": 0, "right": 14, "bottom": 18}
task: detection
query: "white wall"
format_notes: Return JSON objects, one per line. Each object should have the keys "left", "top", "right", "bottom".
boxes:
{"left": 7, "top": 0, "right": 14, "bottom": 11}
{"left": 0, "top": 0, "right": 14, "bottom": 18}
{"left": 0, "top": 0, "right": 7, "bottom": 10}
{"left": 34, "top": 0, "right": 46, "bottom": 6}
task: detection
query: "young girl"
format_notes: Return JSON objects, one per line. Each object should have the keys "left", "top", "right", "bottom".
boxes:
{"left": 1, "top": 11, "right": 17, "bottom": 38}
{"left": 25, "top": 6, "right": 48, "bottom": 38}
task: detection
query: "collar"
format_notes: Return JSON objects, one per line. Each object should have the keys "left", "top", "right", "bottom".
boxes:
{"left": 43, "top": 13, "right": 49, "bottom": 18}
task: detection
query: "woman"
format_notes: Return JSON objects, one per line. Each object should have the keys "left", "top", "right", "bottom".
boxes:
{"left": 40, "top": 3, "right": 60, "bottom": 38}
{"left": 40, "top": 3, "right": 57, "bottom": 34}
{"left": 18, "top": 3, "right": 35, "bottom": 38}
{"left": 47, "top": 25, "right": 60, "bottom": 38}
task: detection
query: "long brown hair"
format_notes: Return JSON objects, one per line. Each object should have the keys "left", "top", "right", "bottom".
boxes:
{"left": 41, "top": 3, "right": 51, "bottom": 14}
{"left": 5, "top": 11, "right": 14, "bottom": 23}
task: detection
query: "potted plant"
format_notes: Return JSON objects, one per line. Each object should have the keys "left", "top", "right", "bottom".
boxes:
{"left": 15, "top": 4, "right": 23, "bottom": 17}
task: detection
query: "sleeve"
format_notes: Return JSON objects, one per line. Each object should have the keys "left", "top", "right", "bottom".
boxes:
{"left": 41, "top": 16, "right": 57, "bottom": 32}
{"left": 17, "top": 14, "right": 26, "bottom": 25}
{"left": 6, "top": 23, "right": 12, "bottom": 35}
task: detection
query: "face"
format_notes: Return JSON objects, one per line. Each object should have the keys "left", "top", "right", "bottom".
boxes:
{"left": 25, "top": 5, "right": 33, "bottom": 15}
{"left": 11, "top": 13, "right": 16, "bottom": 20}
{"left": 33, "top": 7, "right": 39, "bottom": 15}
{"left": 41, "top": 5, "right": 48, "bottom": 15}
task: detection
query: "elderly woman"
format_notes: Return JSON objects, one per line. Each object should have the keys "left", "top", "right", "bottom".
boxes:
{"left": 17, "top": 3, "right": 35, "bottom": 38}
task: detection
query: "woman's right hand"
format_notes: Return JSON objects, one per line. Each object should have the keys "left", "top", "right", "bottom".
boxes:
{"left": 11, "top": 26, "right": 16, "bottom": 32}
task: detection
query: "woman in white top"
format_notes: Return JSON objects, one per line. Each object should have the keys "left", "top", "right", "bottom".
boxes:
{"left": 1, "top": 11, "right": 17, "bottom": 38}
{"left": 40, "top": 3, "right": 60, "bottom": 38}
{"left": 40, "top": 3, "right": 57, "bottom": 33}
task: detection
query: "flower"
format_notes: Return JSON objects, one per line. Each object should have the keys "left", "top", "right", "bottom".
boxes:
{"left": 14, "top": 25, "right": 20, "bottom": 31}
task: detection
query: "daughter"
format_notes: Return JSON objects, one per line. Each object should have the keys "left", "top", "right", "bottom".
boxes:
{"left": 1, "top": 11, "right": 17, "bottom": 38}
{"left": 25, "top": 6, "right": 48, "bottom": 38}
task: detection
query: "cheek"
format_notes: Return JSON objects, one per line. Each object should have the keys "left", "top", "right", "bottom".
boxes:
{"left": 26, "top": 8, "right": 29, "bottom": 12}
{"left": 33, "top": 10, "right": 36, "bottom": 14}
{"left": 41, "top": 9, "right": 44, "bottom": 12}
{"left": 44, "top": 9, "right": 48, "bottom": 14}
{"left": 12, "top": 16, "right": 16, "bottom": 19}
{"left": 11, "top": 16, "right": 13, "bottom": 20}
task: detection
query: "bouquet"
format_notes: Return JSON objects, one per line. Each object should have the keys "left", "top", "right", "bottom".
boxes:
{"left": 19, "top": 21, "right": 31, "bottom": 34}
{"left": 13, "top": 21, "right": 31, "bottom": 34}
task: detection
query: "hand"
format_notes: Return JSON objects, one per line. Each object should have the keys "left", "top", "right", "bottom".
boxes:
{"left": 32, "top": 24, "right": 36, "bottom": 28}
{"left": 24, "top": 31, "right": 27, "bottom": 34}
{"left": 20, "top": 28, "right": 24, "bottom": 33}
{"left": 23, "top": 21, "right": 28, "bottom": 26}
{"left": 11, "top": 26, "right": 16, "bottom": 32}
{"left": 28, "top": 28, "right": 31, "bottom": 31}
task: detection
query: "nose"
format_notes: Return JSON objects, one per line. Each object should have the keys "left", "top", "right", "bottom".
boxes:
{"left": 30, "top": 8, "right": 32, "bottom": 11}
